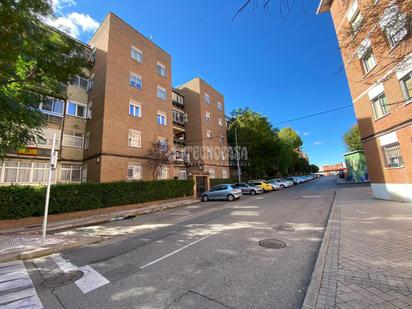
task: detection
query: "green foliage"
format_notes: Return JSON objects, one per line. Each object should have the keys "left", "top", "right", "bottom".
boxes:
{"left": 210, "top": 178, "right": 244, "bottom": 186}
{"left": 343, "top": 124, "right": 363, "bottom": 152}
{"left": 0, "top": 0, "right": 89, "bottom": 157}
{"left": 278, "top": 127, "right": 303, "bottom": 149}
{"left": 0, "top": 179, "right": 194, "bottom": 220}
{"left": 310, "top": 164, "right": 320, "bottom": 173}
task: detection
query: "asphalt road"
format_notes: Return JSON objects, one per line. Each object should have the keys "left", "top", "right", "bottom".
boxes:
{"left": 22, "top": 176, "right": 336, "bottom": 309}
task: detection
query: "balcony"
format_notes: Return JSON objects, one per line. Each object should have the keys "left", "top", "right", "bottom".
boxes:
{"left": 172, "top": 90, "right": 184, "bottom": 109}
{"left": 174, "top": 137, "right": 186, "bottom": 146}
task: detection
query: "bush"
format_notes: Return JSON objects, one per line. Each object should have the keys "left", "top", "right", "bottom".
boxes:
{"left": 0, "top": 179, "right": 194, "bottom": 220}
{"left": 210, "top": 178, "right": 241, "bottom": 186}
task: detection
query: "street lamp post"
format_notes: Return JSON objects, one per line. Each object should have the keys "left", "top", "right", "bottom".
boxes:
{"left": 234, "top": 125, "right": 241, "bottom": 183}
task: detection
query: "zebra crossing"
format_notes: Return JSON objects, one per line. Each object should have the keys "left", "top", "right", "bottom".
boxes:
{"left": 0, "top": 255, "right": 110, "bottom": 308}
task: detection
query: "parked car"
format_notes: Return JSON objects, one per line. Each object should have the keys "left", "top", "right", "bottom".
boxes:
{"left": 286, "top": 177, "right": 301, "bottom": 185}
{"left": 233, "top": 183, "right": 264, "bottom": 195}
{"left": 248, "top": 180, "right": 274, "bottom": 192}
{"left": 202, "top": 184, "right": 242, "bottom": 202}
{"left": 268, "top": 178, "right": 293, "bottom": 188}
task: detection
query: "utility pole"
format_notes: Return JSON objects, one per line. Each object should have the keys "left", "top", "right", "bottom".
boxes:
{"left": 234, "top": 125, "right": 241, "bottom": 183}
{"left": 42, "top": 133, "right": 57, "bottom": 245}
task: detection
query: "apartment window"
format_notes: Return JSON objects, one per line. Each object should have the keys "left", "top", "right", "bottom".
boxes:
{"left": 208, "top": 169, "right": 215, "bottom": 179}
{"left": 222, "top": 170, "right": 228, "bottom": 179}
{"left": 130, "top": 72, "right": 142, "bottom": 89}
{"left": 84, "top": 132, "right": 90, "bottom": 150}
{"left": 178, "top": 169, "right": 187, "bottom": 180}
{"left": 60, "top": 164, "right": 82, "bottom": 181}
{"left": 172, "top": 91, "right": 184, "bottom": 105}
{"left": 207, "top": 149, "right": 213, "bottom": 159}
{"left": 207, "top": 130, "right": 212, "bottom": 140}
{"left": 220, "top": 135, "right": 224, "bottom": 144}
{"left": 382, "top": 143, "right": 403, "bottom": 168}
{"left": 82, "top": 164, "right": 87, "bottom": 182}
{"left": 62, "top": 131, "right": 84, "bottom": 148}
{"left": 205, "top": 111, "right": 211, "bottom": 123}
{"left": 88, "top": 75, "right": 94, "bottom": 91}
{"left": 0, "top": 161, "right": 51, "bottom": 184}
{"left": 40, "top": 97, "right": 64, "bottom": 115}
{"left": 128, "top": 129, "right": 141, "bottom": 148}
{"left": 218, "top": 118, "right": 223, "bottom": 127}
{"left": 371, "top": 93, "right": 390, "bottom": 119}
{"left": 129, "top": 101, "right": 142, "bottom": 117}
{"left": 380, "top": 4, "right": 408, "bottom": 47}
{"left": 131, "top": 46, "right": 142, "bottom": 63}
{"left": 157, "top": 86, "right": 167, "bottom": 100}
{"left": 67, "top": 101, "right": 86, "bottom": 118}
{"left": 400, "top": 72, "right": 412, "bottom": 101}
{"left": 158, "top": 166, "right": 168, "bottom": 179}
{"left": 347, "top": 0, "right": 363, "bottom": 34}
{"left": 70, "top": 76, "right": 89, "bottom": 90}
{"left": 217, "top": 101, "right": 223, "bottom": 111}
{"left": 127, "top": 165, "right": 142, "bottom": 180}
{"left": 157, "top": 62, "right": 166, "bottom": 77}
{"left": 157, "top": 112, "right": 167, "bottom": 126}
{"left": 360, "top": 49, "right": 376, "bottom": 74}
{"left": 204, "top": 93, "right": 210, "bottom": 104}
{"left": 87, "top": 101, "right": 92, "bottom": 119}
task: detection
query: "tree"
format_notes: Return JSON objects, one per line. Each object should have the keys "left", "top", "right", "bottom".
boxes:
{"left": 278, "top": 127, "right": 303, "bottom": 149}
{"left": 145, "top": 138, "right": 175, "bottom": 179}
{"left": 0, "top": 0, "right": 89, "bottom": 157}
{"left": 310, "top": 164, "right": 319, "bottom": 173}
{"left": 343, "top": 124, "right": 363, "bottom": 152}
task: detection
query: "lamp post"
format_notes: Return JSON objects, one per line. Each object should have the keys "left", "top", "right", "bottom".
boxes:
{"left": 234, "top": 124, "right": 241, "bottom": 183}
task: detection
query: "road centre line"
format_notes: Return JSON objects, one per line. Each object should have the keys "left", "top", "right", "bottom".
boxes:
{"left": 139, "top": 234, "right": 212, "bottom": 270}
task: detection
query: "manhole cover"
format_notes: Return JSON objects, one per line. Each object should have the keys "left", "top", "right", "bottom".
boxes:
{"left": 258, "top": 239, "right": 286, "bottom": 249}
{"left": 41, "top": 271, "right": 84, "bottom": 288}
{"left": 273, "top": 225, "right": 295, "bottom": 232}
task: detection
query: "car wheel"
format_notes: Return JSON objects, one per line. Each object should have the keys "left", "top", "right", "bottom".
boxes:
{"left": 202, "top": 195, "right": 209, "bottom": 202}
{"left": 250, "top": 190, "right": 256, "bottom": 195}
{"left": 281, "top": 185, "right": 285, "bottom": 188}
{"left": 227, "top": 194, "right": 234, "bottom": 201}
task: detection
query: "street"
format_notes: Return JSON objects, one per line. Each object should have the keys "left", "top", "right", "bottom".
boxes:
{"left": 2, "top": 177, "right": 336, "bottom": 309}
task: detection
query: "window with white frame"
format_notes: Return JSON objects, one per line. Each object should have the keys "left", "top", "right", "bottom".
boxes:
{"left": 382, "top": 142, "right": 403, "bottom": 168}
{"left": 218, "top": 118, "right": 223, "bottom": 127}
{"left": 127, "top": 164, "right": 142, "bottom": 180}
{"left": 60, "top": 164, "right": 82, "bottom": 181}
{"left": 129, "top": 100, "right": 142, "bottom": 117}
{"left": 205, "top": 111, "right": 211, "bottom": 123}
{"left": 158, "top": 166, "right": 168, "bottom": 179}
{"left": 217, "top": 101, "right": 223, "bottom": 111}
{"left": 347, "top": 0, "right": 363, "bottom": 34}
{"left": 157, "top": 112, "right": 167, "bottom": 126}
{"left": 67, "top": 101, "right": 86, "bottom": 118}
{"left": 400, "top": 72, "right": 412, "bottom": 101}
{"left": 371, "top": 92, "right": 390, "bottom": 119}
{"left": 62, "top": 131, "right": 84, "bottom": 148}
{"left": 130, "top": 72, "right": 142, "bottom": 89}
{"left": 380, "top": 4, "right": 408, "bottom": 47}
{"left": 208, "top": 169, "right": 215, "bottom": 179}
{"left": 220, "top": 135, "right": 224, "bottom": 144}
{"left": 128, "top": 129, "right": 141, "bottom": 148}
{"left": 178, "top": 169, "right": 187, "bottom": 180}
{"left": 357, "top": 38, "right": 376, "bottom": 74}
{"left": 34, "top": 128, "right": 60, "bottom": 148}
{"left": 157, "top": 62, "right": 166, "bottom": 77}
{"left": 82, "top": 164, "right": 87, "bottom": 182}
{"left": 84, "top": 132, "right": 90, "bottom": 150}
{"left": 70, "top": 76, "right": 89, "bottom": 90}
{"left": 88, "top": 74, "right": 94, "bottom": 91}
{"left": 0, "top": 161, "right": 51, "bottom": 184}
{"left": 131, "top": 46, "right": 142, "bottom": 63}
{"left": 87, "top": 101, "right": 92, "bottom": 119}
{"left": 204, "top": 93, "right": 210, "bottom": 104}
{"left": 207, "top": 130, "right": 212, "bottom": 140}
{"left": 157, "top": 85, "right": 167, "bottom": 100}
{"left": 40, "top": 97, "right": 64, "bottom": 116}
{"left": 222, "top": 170, "right": 228, "bottom": 179}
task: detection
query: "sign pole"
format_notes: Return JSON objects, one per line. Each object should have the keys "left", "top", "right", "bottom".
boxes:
{"left": 42, "top": 133, "right": 57, "bottom": 245}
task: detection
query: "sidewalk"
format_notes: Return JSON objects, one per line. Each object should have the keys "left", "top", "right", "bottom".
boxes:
{"left": 303, "top": 185, "right": 412, "bottom": 309}
{"left": 0, "top": 196, "right": 197, "bottom": 262}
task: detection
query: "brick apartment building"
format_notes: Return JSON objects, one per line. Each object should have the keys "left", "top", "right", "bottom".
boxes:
{"left": 0, "top": 12, "right": 229, "bottom": 185}
{"left": 318, "top": 0, "right": 412, "bottom": 202}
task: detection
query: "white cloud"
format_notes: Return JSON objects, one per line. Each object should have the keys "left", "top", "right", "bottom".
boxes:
{"left": 312, "top": 141, "right": 324, "bottom": 146}
{"left": 303, "top": 132, "right": 310, "bottom": 136}
{"left": 45, "top": 1, "right": 98, "bottom": 39}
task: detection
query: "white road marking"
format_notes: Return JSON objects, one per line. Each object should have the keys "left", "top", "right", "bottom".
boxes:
{"left": 51, "top": 254, "right": 109, "bottom": 294}
{"left": 302, "top": 195, "right": 321, "bottom": 198}
{"left": 0, "top": 260, "right": 43, "bottom": 309}
{"left": 139, "top": 234, "right": 212, "bottom": 270}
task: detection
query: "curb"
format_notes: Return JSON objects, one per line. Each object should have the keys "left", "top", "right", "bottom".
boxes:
{"left": 0, "top": 236, "right": 104, "bottom": 263}
{"left": 301, "top": 189, "right": 338, "bottom": 309}
{"left": 0, "top": 198, "right": 199, "bottom": 235}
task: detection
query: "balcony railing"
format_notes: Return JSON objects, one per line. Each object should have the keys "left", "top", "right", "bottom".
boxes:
{"left": 173, "top": 120, "right": 185, "bottom": 128}
{"left": 174, "top": 138, "right": 186, "bottom": 146}
{"left": 172, "top": 99, "right": 184, "bottom": 109}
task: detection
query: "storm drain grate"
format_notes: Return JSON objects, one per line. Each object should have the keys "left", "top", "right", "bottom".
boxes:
{"left": 41, "top": 271, "right": 84, "bottom": 288}
{"left": 258, "top": 239, "right": 286, "bottom": 249}
{"left": 273, "top": 224, "right": 295, "bottom": 232}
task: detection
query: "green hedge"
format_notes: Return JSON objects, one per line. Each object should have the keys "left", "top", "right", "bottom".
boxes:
{"left": 210, "top": 178, "right": 241, "bottom": 186}
{"left": 0, "top": 179, "right": 194, "bottom": 220}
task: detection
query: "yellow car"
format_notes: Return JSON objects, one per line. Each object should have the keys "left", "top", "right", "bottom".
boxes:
{"left": 248, "top": 180, "right": 273, "bottom": 192}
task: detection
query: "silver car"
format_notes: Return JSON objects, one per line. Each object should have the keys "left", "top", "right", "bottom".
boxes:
{"left": 202, "top": 184, "right": 242, "bottom": 202}
{"left": 233, "top": 183, "right": 264, "bottom": 195}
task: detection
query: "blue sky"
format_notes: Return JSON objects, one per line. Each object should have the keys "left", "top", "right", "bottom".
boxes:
{"left": 50, "top": 0, "right": 356, "bottom": 167}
